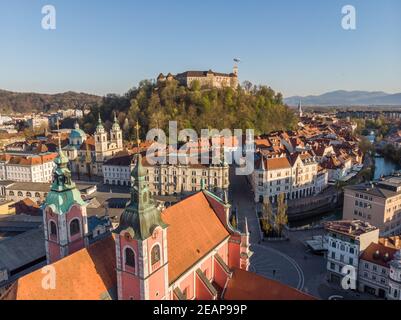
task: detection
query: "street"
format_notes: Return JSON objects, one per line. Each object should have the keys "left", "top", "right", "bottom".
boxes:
{"left": 229, "top": 169, "right": 376, "bottom": 300}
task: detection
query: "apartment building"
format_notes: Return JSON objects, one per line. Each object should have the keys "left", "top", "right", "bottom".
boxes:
{"left": 358, "top": 242, "right": 397, "bottom": 298}
{"left": 27, "top": 116, "right": 49, "bottom": 129}
{"left": 103, "top": 151, "right": 229, "bottom": 196}
{"left": 343, "top": 176, "right": 401, "bottom": 236}
{"left": 325, "top": 220, "right": 379, "bottom": 285}
{"left": 252, "top": 151, "right": 319, "bottom": 203}
{"left": 3, "top": 182, "right": 97, "bottom": 203}
{"left": 0, "top": 153, "right": 57, "bottom": 183}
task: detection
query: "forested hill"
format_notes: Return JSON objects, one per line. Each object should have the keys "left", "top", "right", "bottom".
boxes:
{"left": 82, "top": 80, "right": 298, "bottom": 139}
{"left": 0, "top": 89, "right": 102, "bottom": 113}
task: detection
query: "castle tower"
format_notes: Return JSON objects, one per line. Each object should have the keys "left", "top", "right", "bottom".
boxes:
{"left": 388, "top": 249, "right": 401, "bottom": 300}
{"left": 111, "top": 112, "right": 123, "bottom": 150}
{"left": 42, "top": 146, "right": 88, "bottom": 264}
{"left": 114, "top": 153, "right": 169, "bottom": 300}
{"left": 233, "top": 65, "right": 238, "bottom": 77}
{"left": 94, "top": 114, "right": 108, "bottom": 162}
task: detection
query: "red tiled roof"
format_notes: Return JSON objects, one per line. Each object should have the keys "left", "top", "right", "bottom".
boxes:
{"left": 162, "top": 192, "right": 230, "bottom": 284}
{"left": 360, "top": 242, "right": 397, "bottom": 268}
{"left": 10, "top": 235, "right": 117, "bottom": 300}
{"left": 224, "top": 268, "right": 316, "bottom": 300}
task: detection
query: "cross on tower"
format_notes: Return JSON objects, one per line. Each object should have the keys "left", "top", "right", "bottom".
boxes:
{"left": 135, "top": 121, "right": 141, "bottom": 150}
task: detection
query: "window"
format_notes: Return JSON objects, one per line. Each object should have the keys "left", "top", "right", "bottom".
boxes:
{"left": 26, "top": 192, "right": 32, "bottom": 197}
{"left": 18, "top": 191, "right": 23, "bottom": 197}
{"left": 151, "top": 244, "right": 161, "bottom": 265}
{"left": 70, "top": 219, "right": 80, "bottom": 236}
{"left": 125, "top": 248, "right": 136, "bottom": 269}
{"left": 50, "top": 221, "right": 57, "bottom": 237}
{"left": 35, "top": 192, "right": 40, "bottom": 197}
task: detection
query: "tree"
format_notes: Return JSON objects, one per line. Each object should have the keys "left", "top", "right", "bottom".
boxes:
{"left": 82, "top": 80, "right": 298, "bottom": 138}
{"left": 261, "top": 197, "right": 274, "bottom": 235}
{"left": 358, "top": 136, "right": 374, "bottom": 156}
{"left": 275, "top": 193, "right": 288, "bottom": 237}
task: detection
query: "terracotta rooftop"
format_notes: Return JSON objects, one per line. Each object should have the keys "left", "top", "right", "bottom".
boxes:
{"left": 223, "top": 268, "right": 315, "bottom": 300}
{"left": 162, "top": 191, "right": 230, "bottom": 284}
{"left": 360, "top": 242, "right": 397, "bottom": 268}
{"left": 8, "top": 235, "right": 117, "bottom": 300}
{"left": 256, "top": 156, "right": 291, "bottom": 171}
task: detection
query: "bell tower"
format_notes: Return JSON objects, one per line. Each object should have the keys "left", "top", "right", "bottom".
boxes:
{"left": 114, "top": 153, "right": 169, "bottom": 300}
{"left": 42, "top": 144, "right": 88, "bottom": 264}
{"left": 111, "top": 112, "right": 123, "bottom": 150}
{"left": 94, "top": 114, "right": 108, "bottom": 162}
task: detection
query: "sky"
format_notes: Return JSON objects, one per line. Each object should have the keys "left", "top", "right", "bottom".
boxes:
{"left": 0, "top": 0, "right": 400, "bottom": 98}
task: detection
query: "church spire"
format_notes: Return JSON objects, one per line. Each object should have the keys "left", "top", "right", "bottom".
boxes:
{"left": 96, "top": 113, "right": 105, "bottom": 133}
{"left": 115, "top": 153, "right": 167, "bottom": 240}
{"left": 298, "top": 100, "right": 303, "bottom": 118}
{"left": 112, "top": 111, "right": 121, "bottom": 131}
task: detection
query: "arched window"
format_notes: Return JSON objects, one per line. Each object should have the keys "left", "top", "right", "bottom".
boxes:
{"left": 26, "top": 192, "right": 32, "bottom": 197}
{"left": 70, "top": 219, "right": 80, "bottom": 236}
{"left": 50, "top": 221, "right": 57, "bottom": 237}
{"left": 125, "top": 248, "right": 136, "bottom": 269}
{"left": 35, "top": 192, "right": 40, "bottom": 197}
{"left": 151, "top": 244, "right": 161, "bottom": 265}
{"left": 18, "top": 191, "right": 23, "bottom": 197}
{"left": 9, "top": 191, "right": 14, "bottom": 196}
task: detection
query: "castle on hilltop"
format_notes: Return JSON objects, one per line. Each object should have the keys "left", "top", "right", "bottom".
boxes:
{"left": 157, "top": 65, "right": 238, "bottom": 89}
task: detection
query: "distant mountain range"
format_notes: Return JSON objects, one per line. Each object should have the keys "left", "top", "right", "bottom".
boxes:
{"left": 0, "top": 89, "right": 102, "bottom": 114}
{"left": 284, "top": 90, "right": 401, "bottom": 107}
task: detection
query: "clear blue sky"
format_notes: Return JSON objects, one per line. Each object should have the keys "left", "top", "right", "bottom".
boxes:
{"left": 0, "top": 0, "right": 400, "bottom": 97}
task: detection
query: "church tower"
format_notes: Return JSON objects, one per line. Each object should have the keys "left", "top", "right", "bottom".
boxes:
{"left": 298, "top": 100, "right": 303, "bottom": 118}
{"left": 42, "top": 146, "right": 88, "bottom": 264}
{"left": 94, "top": 114, "right": 108, "bottom": 162}
{"left": 111, "top": 112, "right": 123, "bottom": 150}
{"left": 114, "top": 153, "right": 169, "bottom": 300}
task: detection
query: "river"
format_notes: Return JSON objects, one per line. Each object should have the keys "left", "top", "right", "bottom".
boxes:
{"left": 374, "top": 156, "right": 401, "bottom": 180}
{"left": 365, "top": 132, "right": 401, "bottom": 179}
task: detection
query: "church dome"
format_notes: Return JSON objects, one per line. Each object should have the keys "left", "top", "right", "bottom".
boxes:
{"left": 69, "top": 128, "right": 86, "bottom": 139}
{"left": 69, "top": 122, "right": 86, "bottom": 140}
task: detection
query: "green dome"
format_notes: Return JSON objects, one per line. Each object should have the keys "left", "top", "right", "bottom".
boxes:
{"left": 44, "top": 149, "right": 86, "bottom": 215}
{"left": 70, "top": 129, "right": 86, "bottom": 139}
